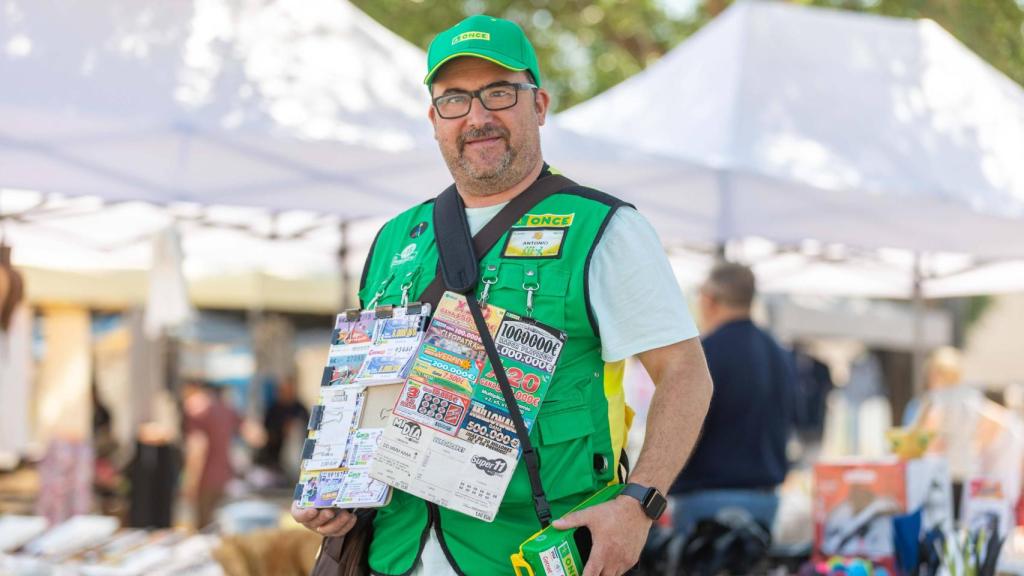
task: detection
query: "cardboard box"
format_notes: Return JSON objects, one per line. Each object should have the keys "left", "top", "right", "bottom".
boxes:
{"left": 814, "top": 456, "right": 953, "bottom": 567}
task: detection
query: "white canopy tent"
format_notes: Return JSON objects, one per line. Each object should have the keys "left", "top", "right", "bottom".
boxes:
{"left": 557, "top": 1, "right": 1024, "bottom": 387}
{"left": 0, "top": 0, "right": 697, "bottom": 308}
{"left": 1, "top": 0, "right": 446, "bottom": 310}
{"left": 8, "top": 0, "right": 1021, "bottom": 302}
{"left": 1, "top": 0, "right": 694, "bottom": 212}
{"left": 558, "top": 1, "right": 1024, "bottom": 278}
{"left": 663, "top": 241, "right": 1024, "bottom": 299}
{"left": 0, "top": 0, "right": 443, "bottom": 213}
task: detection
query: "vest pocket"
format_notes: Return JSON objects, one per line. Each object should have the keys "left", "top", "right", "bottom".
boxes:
{"left": 535, "top": 394, "right": 597, "bottom": 501}
{"left": 482, "top": 262, "right": 570, "bottom": 330}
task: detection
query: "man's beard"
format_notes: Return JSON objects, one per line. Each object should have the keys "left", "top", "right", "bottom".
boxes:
{"left": 443, "top": 124, "right": 535, "bottom": 197}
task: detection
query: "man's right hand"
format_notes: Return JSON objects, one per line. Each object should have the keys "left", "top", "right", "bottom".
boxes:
{"left": 291, "top": 502, "right": 357, "bottom": 537}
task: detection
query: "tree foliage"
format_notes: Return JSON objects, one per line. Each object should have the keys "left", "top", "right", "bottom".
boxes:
{"left": 351, "top": 0, "right": 1024, "bottom": 112}
{"left": 351, "top": 0, "right": 701, "bottom": 110}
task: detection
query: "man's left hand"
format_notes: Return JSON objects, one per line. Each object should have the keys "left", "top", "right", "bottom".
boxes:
{"left": 552, "top": 495, "right": 652, "bottom": 576}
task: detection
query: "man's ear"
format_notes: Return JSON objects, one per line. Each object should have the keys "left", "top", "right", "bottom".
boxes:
{"left": 427, "top": 105, "right": 438, "bottom": 139}
{"left": 534, "top": 88, "right": 551, "bottom": 126}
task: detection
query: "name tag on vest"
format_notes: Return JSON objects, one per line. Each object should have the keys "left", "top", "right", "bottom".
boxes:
{"left": 502, "top": 228, "right": 566, "bottom": 259}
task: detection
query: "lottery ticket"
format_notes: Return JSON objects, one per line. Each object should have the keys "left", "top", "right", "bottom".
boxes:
{"left": 325, "top": 311, "right": 376, "bottom": 386}
{"left": 336, "top": 469, "right": 389, "bottom": 506}
{"left": 393, "top": 381, "right": 471, "bottom": 436}
{"left": 358, "top": 310, "right": 429, "bottom": 384}
{"left": 371, "top": 292, "right": 566, "bottom": 521}
{"left": 345, "top": 429, "right": 383, "bottom": 468}
{"left": 295, "top": 470, "right": 346, "bottom": 508}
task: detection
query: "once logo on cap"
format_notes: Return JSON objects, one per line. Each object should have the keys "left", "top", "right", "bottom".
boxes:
{"left": 452, "top": 31, "right": 490, "bottom": 44}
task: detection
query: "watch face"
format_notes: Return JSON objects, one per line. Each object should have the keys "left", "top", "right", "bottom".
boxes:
{"left": 647, "top": 492, "right": 667, "bottom": 520}
{"left": 625, "top": 483, "right": 667, "bottom": 520}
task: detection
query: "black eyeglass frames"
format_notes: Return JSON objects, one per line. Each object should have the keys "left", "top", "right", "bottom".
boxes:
{"left": 432, "top": 82, "right": 538, "bottom": 119}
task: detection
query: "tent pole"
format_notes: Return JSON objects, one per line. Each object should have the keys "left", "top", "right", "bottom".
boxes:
{"left": 339, "top": 220, "right": 352, "bottom": 310}
{"left": 715, "top": 171, "right": 733, "bottom": 263}
{"left": 911, "top": 253, "right": 926, "bottom": 395}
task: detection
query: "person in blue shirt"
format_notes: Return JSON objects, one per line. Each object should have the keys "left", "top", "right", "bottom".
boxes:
{"left": 670, "top": 262, "right": 797, "bottom": 536}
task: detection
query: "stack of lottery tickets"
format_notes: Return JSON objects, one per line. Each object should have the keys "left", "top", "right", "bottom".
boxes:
{"left": 370, "top": 292, "right": 566, "bottom": 522}
{"left": 294, "top": 305, "right": 430, "bottom": 509}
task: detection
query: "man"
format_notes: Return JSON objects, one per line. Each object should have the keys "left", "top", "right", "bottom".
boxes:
{"left": 292, "top": 14, "right": 712, "bottom": 575}
{"left": 183, "top": 379, "right": 242, "bottom": 529}
{"left": 670, "top": 262, "right": 796, "bottom": 537}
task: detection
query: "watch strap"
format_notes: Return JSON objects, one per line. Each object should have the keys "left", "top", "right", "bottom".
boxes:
{"left": 621, "top": 482, "right": 667, "bottom": 520}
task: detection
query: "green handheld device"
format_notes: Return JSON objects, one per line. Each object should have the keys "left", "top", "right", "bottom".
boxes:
{"left": 510, "top": 484, "right": 625, "bottom": 576}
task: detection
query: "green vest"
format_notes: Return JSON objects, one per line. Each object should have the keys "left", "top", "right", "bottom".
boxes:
{"left": 358, "top": 183, "right": 633, "bottom": 575}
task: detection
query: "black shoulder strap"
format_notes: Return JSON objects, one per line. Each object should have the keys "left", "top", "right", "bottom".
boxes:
{"left": 431, "top": 183, "right": 477, "bottom": 294}
{"left": 429, "top": 170, "right": 577, "bottom": 529}
{"left": 466, "top": 292, "right": 551, "bottom": 527}
{"left": 419, "top": 173, "right": 577, "bottom": 306}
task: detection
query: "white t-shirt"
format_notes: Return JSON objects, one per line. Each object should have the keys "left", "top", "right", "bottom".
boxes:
{"left": 411, "top": 203, "right": 698, "bottom": 576}
{"left": 465, "top": 203, "right": 698, "bottom": 360}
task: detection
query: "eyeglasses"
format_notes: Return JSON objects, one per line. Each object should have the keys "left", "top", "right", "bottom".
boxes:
{"left": 432, "top": 82, "right": 537, "bottom": 119}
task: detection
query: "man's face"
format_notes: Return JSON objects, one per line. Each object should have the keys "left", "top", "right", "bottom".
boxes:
{"left": 428, "top": 57, "right": 550, "bottom": 195}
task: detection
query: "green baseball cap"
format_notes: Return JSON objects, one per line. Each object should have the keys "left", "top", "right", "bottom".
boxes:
{"left": 424, "top": 14, "right": 542, "bottom": 88}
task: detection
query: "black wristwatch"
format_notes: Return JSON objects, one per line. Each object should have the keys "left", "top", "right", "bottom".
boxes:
{"left": 620, "top": 483, "right": 668, "bottom": 520}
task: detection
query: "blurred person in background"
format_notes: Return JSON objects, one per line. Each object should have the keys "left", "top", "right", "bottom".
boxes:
{"left": 790, "top": 342, "right": 833, "bottom": 451}
{"left": 670, "top": 262, "right": 797, "bottom": 537}
{"left": 908, "top": 346, "right": 1024, "bottom": 520}
{"left": 256, "top": 375, "right": 309, "bottom": 482}
{"left": 902, "top": 345, "right": 964, "bottom": 426}
{"left": 125, "top": 389, "right": 182, "bottom": 529}
{"left": 92, "top": 379, "right": 121, "bottom": 516}
{"left": 182, "top": 378, "right": 242, "bottom": 530}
